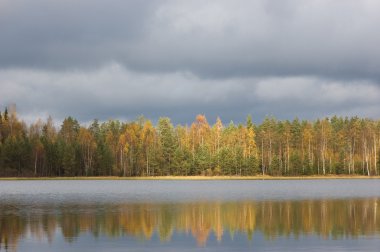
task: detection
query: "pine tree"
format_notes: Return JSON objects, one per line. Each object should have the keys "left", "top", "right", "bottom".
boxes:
{"left": 157, "top": 117, "right": 176, "bottom": 175}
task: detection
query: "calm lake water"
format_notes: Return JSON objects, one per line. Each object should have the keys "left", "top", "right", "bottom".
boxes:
{"left": 0, "top": 179, "right": 379, "bottom": 251}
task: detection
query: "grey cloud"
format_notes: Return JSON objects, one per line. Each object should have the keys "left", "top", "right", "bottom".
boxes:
{"left": 1, "top": 0, "right": 380, "bottom": 124}
{"left": 1, "top": 65, "right": 380, "bottom": 125}
{"left": 0, "top": 0, "right": 379, "bottom": 80}
{"left": 0, "top": 0, "right": 159, "bottom": 69}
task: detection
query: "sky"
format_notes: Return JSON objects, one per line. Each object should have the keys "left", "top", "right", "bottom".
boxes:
{"left": 1, "top": 0, "right": 380, "bottom": 125}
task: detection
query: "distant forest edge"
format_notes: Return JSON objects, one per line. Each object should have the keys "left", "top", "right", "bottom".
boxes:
{"left": 0, "top": 106, "right": 379, "bottom": 177}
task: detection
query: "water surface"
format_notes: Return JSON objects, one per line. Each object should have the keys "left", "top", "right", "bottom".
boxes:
{"left": 0, "top": 179, "right": 379, "bottom": 251}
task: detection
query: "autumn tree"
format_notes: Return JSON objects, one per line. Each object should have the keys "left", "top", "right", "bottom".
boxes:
{"left": 29, "top": 119, "right": 44, "bottom": 176}
{"left": 141, "top": 120, "right": 156, "bottom": 176}
{"left": 78, "top": 127, "right": 96, "bottom": 176}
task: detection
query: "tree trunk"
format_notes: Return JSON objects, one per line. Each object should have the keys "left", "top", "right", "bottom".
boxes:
{"left": 146, "top": 149, "right": 149, "bottom": 176}
{"left": 261, "top": 138, "right": 265, "bottom": 176}
{"left": 269, "top": 138, "right": 272, "bottom": 170}
{"left": 34, "top": 152, "right": 38, "bottom": 176}
{"left": 374, "top": 134, "right": 377, "bottom": 175}
{"left": 287, "top": 136, "right": 290, "bottom": 174}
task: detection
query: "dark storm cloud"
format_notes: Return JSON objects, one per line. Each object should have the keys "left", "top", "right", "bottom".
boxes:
{"left": 1, "top": 0, "right": 380, "bottom": 124}
{"left": 0, "top": 0, "right": 160, "bottom": 69}
{"left": 1, "top": 0, "right": 380, "bottom": 80}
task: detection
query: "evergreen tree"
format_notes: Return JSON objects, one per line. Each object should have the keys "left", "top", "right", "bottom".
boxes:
{"left": 246, "top": 114, "right": 253, "bottom": 130}
{"left": 59, "top": 117, "right": 81, "bottom": 176}
{"left": 157, "top": 117, "right": 176, "bottom": 175}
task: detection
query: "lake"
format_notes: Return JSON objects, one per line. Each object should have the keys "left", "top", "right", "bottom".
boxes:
{"left": 0, "top": 179, "right": 379, "bottom": 251}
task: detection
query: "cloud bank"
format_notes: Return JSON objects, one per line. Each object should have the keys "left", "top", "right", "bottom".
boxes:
{"left": 1, "top": 0, "right": 379, "bottom": 124}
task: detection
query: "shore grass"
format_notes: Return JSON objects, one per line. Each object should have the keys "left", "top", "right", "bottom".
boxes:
{"left": 0, "top": 175, "right": 380, "bottom": 180}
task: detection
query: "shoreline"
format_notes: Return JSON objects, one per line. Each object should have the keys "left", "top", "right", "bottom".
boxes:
{"left": 1, "top": 175, "right": 380, "bottom": 180}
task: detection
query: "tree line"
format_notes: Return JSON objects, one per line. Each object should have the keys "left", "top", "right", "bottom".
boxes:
{"left": 0, "top": 106, "right": 379, "bottom": 177}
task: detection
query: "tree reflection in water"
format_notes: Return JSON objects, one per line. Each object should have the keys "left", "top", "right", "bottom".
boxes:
{"left": 0, "top": 198, "right": 379, "bottom": 251}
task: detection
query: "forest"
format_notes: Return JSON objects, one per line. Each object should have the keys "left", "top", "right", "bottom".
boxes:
{"left": 0, "top": 106, "right": 380, "bottom": 177}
